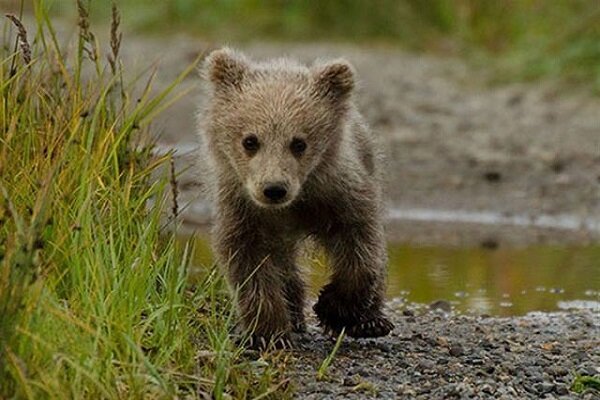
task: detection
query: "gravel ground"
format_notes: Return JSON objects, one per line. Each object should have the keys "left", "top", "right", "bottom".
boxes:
{"left": 289, "top": 302, "right": 600, "bottom": 399}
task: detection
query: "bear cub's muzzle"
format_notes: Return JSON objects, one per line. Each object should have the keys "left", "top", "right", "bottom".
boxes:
{"left": 262, "top": 182, "right": 289, "bottom": 204}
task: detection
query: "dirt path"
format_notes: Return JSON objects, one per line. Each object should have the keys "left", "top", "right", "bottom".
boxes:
{"left": 121, "top": 36, "right": 600, "bottom": 245}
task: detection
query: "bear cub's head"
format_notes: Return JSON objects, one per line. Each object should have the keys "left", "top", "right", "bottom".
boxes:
{"left": 202, "top": 48, "right": 355, "bottom": 209}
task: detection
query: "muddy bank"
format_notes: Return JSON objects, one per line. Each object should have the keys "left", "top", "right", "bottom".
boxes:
{"left": 288, "top": 303, "right": 599, "bottom": 399}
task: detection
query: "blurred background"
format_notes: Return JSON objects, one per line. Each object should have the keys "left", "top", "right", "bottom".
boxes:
{"left": 4, "top": 0, "right": 599, "bottom": 88}
{"left": 3, "top": 0, "right": 598, "bottom": 315}
{"left": 3, "top": 0, "right": 600, "bottom": 87}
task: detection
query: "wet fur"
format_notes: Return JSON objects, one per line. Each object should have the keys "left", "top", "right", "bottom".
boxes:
{"left": 197, "top": 48, "right": 393, "bottom": 345}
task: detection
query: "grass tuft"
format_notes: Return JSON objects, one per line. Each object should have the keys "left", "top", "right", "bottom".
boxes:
{"left": 316, "top": 328, "right": 345, "bottom": 381}
{"left": 571, "top": 375, "right": 600, "bottom": 394}
{"left": 0, "top": 1, "right": 291, "bottom": 398}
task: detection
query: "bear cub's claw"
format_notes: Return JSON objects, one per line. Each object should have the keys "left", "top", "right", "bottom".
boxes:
{"left": 346, "top": 315, "right": 394, "bottom": 338}
{"left": 246, "top": 334, "right": 294, "bottom": 351}
{"left": 317, "top": 314, "right": 394, "bottom": 338}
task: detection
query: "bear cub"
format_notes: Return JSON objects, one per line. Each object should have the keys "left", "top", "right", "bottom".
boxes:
{"left": 198, "top": 48, "right": 393, "bottom": 346}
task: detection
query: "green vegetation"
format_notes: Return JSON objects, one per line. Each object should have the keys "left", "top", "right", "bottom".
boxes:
{"left": 316, "top": 328, "right": 345, "bottom": 381}
{"left": 571, "top": 375, "right": 600, "bottom": 394}
{"left": 0, "top": 2, "right": 290, "bottom": 398}
{"left": 77, "top": 0, "right": 600, "bottom": 91}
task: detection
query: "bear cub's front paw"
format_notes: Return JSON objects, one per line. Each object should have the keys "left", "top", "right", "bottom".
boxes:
{"left": 313, "top": 286, "right": 394, "bottom": 338}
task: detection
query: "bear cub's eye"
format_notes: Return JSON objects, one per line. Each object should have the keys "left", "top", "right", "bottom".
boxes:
{"left": 290, "top": 137, "right": 307, "bottom": 156}
{"left": 242, "top": 134, "right": 260, "bottom": 153}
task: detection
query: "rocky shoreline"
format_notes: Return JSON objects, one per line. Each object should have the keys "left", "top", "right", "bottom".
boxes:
{"left": 289, "top": 303, "right": 599, "bottom": 399}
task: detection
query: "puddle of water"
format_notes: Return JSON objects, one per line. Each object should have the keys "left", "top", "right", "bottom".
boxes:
{"left": 183, "top": 235, "right": 600, "bottom": 317}
{"left": 380, "top": 245, "right": 600, "bottom": 316}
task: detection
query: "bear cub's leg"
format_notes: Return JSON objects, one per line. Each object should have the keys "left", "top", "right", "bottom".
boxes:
{"left": 215, "top": 222, "right": 296, "bottom": 349}
{"left": 313, "top": 218, "right": 393, "bottom": 338}
{"left": 283, "top": 267, "right": 306, "bottom": 333}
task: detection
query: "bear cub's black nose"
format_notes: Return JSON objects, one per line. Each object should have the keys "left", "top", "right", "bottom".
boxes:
{"left": 263, "top": 184, "right": 288, "bottom": 202}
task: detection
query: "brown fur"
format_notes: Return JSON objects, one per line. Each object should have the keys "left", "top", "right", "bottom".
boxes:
{"left": 197, "top": 48, "right": 393, "bottom": 345}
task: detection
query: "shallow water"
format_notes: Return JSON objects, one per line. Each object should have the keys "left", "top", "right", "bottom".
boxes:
{"left": 185, "top": 236, "right": 600, "bottom": 316}
{"left": 382, "top": 245, "right": 600, "bottom": 316}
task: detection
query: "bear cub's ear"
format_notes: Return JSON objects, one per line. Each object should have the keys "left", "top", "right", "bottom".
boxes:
{"left": 203, "top": 48, "right": 248, "bottom": 90}
{"left": 312, "top": 59, "right": 355, "bottom": 102}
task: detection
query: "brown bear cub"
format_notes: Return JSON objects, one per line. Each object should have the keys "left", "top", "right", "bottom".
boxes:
{"left": 197, "top": 48, "right": 393, "bottom": 346}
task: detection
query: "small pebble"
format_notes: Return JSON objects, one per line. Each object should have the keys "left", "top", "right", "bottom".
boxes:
{"left": 342, "top": 376, "right": 359, "bottom": 387}
{"left": 449, "top": 344, "right": 464, "bottom": 357}
{"left": 577, "top": 365, "right": 598, "bottom": 376}
{"left": 554, "top": 384, "right": 569, "bottom": 396}
{"left": 534, "top": 382, "right": 554, "bottom": 394}
{"left": 430, "top": 299, "right": 452, "bottom": 313}
{"left": 480, "top": 383, "right": 496, "bottom": 394}
{"left": 417, "top": 359, "right": 435, "bottom": 371}
{"left": 547, "top": 366, "right": 568, "bottom": 377}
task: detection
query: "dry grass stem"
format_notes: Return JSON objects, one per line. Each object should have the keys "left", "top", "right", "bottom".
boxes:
{"left": 76, "top": 0, "right": 98, "bottom": 61}
{"left": 5, "top": 14, "right": 31, "bottom": 64}
{"left": 108, "top": 1, "right": 122, "bottom": 74}
{"left": 169, "top": 155, "right": 179, "bottom": 221}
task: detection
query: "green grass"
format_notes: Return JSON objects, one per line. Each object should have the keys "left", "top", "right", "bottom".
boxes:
{"left": 571, "top": 375, "right": 600, "bottom": 394}
{"left": 316, "top": 328, "right": 345, "bottom": 381}
{"left": 0, "top": 1, "right": 291, "bottom": 398}
{"left": 65, "top": 0, "right": 600, "bottom": 92}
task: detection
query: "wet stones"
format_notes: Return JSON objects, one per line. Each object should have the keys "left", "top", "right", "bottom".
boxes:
{"left": 292, "top": 305, "right": 599, "bottom": 399}
{"left": 429, "top": 300, "right": 452, "bottom": 313}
